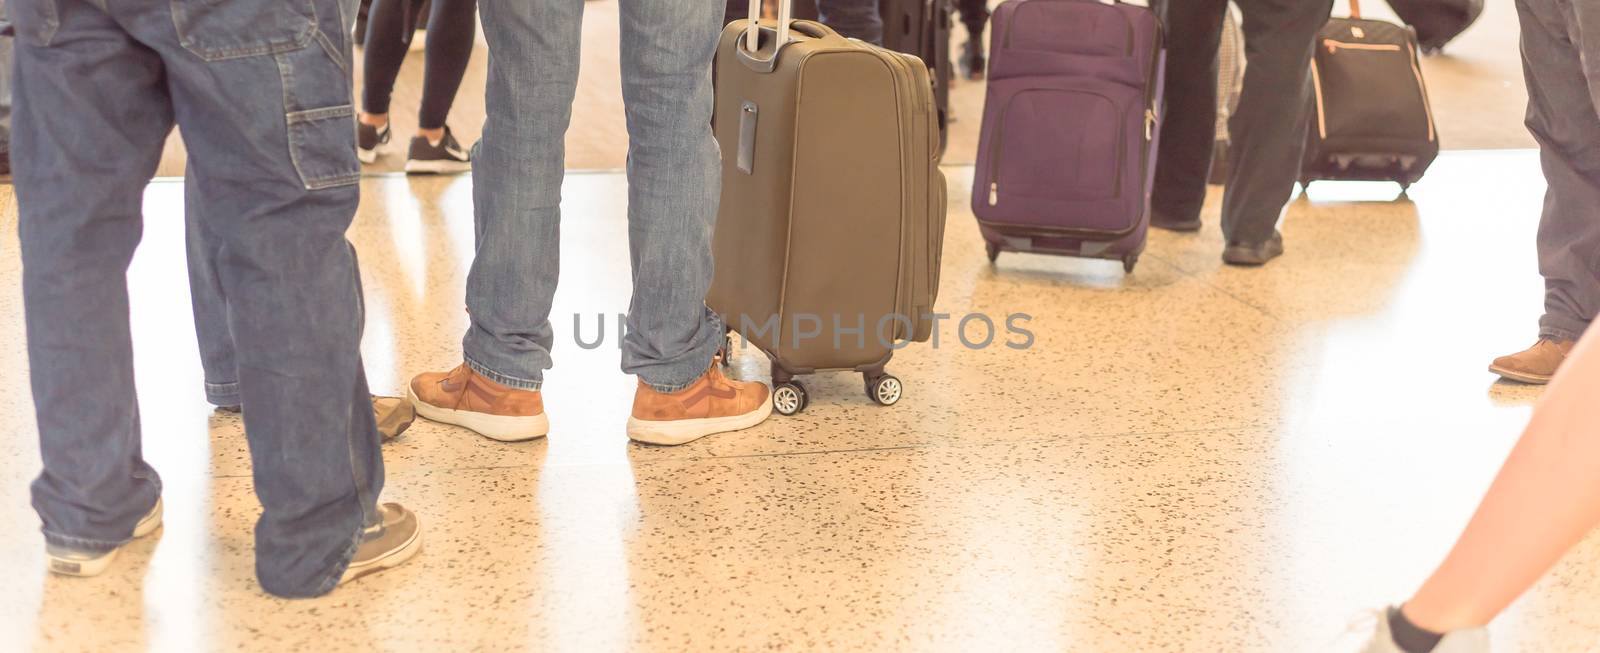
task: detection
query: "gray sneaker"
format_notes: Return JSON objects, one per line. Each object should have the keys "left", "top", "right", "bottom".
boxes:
{"left": 1361, "top": 607, "right": 1488, "bottom": 653}
{"left": 47, "top": 498, "right": 163, "bottom": 577}
{"left": 338, "top": 503, "right": 422, "bottom": 586}
{"left": 1222, "top": 230, "right": 1285, "bottom": 266}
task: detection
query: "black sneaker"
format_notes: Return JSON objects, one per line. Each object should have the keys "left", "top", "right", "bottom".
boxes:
{"left": 405, "top": 127, "right": 471, "bottom": 174}
{"left": 358, "top": 121, "right": 390, "bottom": 164}
{"left": 1222, "top": 231, "right": 1286, "bottom": 266}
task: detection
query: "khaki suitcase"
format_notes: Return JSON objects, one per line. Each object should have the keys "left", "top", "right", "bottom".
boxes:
{"left": 708, "top": 1, "right": 947, "bottom": 416}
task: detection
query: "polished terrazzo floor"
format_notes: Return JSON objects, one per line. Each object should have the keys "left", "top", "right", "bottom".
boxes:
{"left": 2, "top": 151, "right": 1597, "bottom": 651}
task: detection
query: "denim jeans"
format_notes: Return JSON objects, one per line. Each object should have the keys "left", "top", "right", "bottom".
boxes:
{"left": 11, "top": 0, "right": 383, "bottom": 598}
{"left": 1518, "top": 0, "right": 1600, "bottom": 341}
{"left": 463, "top": 0, "right": 725, "bottom": 392}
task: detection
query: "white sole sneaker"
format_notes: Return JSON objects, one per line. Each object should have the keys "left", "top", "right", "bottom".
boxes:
{"left": 404, "top": 158, "right": 472, "bottom": 174}
{"left": 47, "top": 498, "right": 163, "bottom": 577}
{"left": 407, "top": 385, "right": 549, "bottom": 442}
{"left": 626, "top": 395, "right": 774, "bottom": 446}
{"left": 357, "top": 147, "right": 380, "bottom": 164}
{"left": 339, "top": 517, "right": 422, "bottom": 585}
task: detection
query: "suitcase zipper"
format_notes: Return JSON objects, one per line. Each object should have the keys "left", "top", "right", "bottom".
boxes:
{"left": 1004, "top": 0, "right": 1136, "bottom": 57}
{"left": 1322, "top": 39, "right": 1401, "bottom": 52}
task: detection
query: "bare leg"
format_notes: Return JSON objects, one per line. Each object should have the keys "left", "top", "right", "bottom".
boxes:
{"left": 1403, "top": 327, "right": 1600, "bottom": 631}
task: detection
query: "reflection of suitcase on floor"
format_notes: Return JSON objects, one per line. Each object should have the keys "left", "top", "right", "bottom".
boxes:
{"left": 1300, "top": 0, "right": 1438, "bottom": 191}
{"left": 1387, "top": 0, "right": 1483, "bottom": 54}
{"left": 972, "top": 0, "right": 1165, "bottom": 274}
{"left": 709, "top": 0, "right": 948, "bottom": 416}
{"left": 880, "top": 0, "right": 954, "bottom": 156}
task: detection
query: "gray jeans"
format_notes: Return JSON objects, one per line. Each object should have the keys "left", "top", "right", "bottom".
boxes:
{"left": 11, "top": 0, "right": 383, "bottom": 598}
{"left": 1518, "top": 0, "right": 1600, "bottom": 341}
{"left": 462, "top": 0, "right": 726, "bottom": 392}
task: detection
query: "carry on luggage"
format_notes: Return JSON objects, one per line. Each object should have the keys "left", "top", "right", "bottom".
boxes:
{"left": 1210, "top": 3, "right": 1244, "bottom": 185}
{"left": 708, "top": 0, "right": 948, "bottom": 416}
{"left": 880, "top": 0, "right": 954, "bottom": 155}
{"left": 972, "top": 0, "right": 1165, "bottom": 273}
{"left": 1387, "top": 0, "right": 1483, "bottom": 54}
{"left": 1300, "top": 0, "right": 1438, "bottom": 191}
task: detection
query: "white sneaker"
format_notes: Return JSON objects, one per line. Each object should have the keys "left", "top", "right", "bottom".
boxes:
{"left": 46, "top": 498, "right": 163, "bottom": 577}
{"left": 1361, "top": 607, "right": 1489, "bottom": 653}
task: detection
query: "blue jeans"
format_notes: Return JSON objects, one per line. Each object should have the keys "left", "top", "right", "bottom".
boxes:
{"left": 463, "top": 0, "right": 725, "bottom": 392}
{"left": 11, "top": 0, "right": 383, "bottom": 598}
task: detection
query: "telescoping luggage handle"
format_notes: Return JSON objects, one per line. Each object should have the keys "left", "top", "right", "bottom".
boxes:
{"left": 738, "top": 0, "right": 796, "bottom": 73}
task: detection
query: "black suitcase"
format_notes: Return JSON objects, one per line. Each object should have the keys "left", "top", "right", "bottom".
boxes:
{"left": 880, "top": 0, "right": 953, "bottom": 156}
{"left": 1387, "top": 0, "right": 1483, "bottom": 53}
{"left": 1300, "top": 1, "right": 1438, "bottom": 191}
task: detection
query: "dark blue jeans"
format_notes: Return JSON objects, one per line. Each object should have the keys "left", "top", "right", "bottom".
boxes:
{"left": 10, "top": 0, "right": 383, "bottom": 598}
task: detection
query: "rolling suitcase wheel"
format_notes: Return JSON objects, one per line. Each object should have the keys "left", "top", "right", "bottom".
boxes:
{"left": 865, "top": 374, "right": 903, "bottom": 406}
{"left": 773, "top": 382, "right": 809, "bottom": 416}
{"left": 1122, "top": 256, "right": 1138, "bottom": 274}
{"left": 985, "top": 241, "right": 1001, "bottom": 263}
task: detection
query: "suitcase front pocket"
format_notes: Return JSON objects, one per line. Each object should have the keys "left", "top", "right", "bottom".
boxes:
{"left": 985, "top": 88, "right": 1125, "bottom": 208}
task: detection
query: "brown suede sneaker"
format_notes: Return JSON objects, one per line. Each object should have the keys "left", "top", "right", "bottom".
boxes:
{"left": 1490, "top": 338, "right": 1576, "bottom": 384}
{"left": 627, "top": 361, "right": 772, "bottom": 446}
{"left": 339, "top": 503, "right": 422, "bottom": 587}
{"left": 408, "top": 363, "right": 548, "bottom": 441}
{"left": 372, "top": 395, "right": 416, "bottom": 441}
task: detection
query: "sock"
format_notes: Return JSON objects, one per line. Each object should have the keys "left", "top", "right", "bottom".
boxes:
{"left": 1388, "top": 605, "right": 1444, "bottom": 653}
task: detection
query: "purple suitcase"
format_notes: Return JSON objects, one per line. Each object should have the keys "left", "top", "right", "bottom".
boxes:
{"left": 972, "top": 0, "right": 1164, "bottom": 273}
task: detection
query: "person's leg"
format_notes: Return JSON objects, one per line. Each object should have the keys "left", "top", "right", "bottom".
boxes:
{"left": 183, "top": 163, "right": 242, "bottom": 411}
{"left": 1220, "top": 0, "right": 1331, "bottom": 251}
{"left": 11, "top": 0, "right": 170, "bottom": 567}
{"left": 462, "top": 0, "right": 582, "bottom": 390}
{"left": 417, "top": 0, "right": 475, "bottom": 133}
{"left": 142, "top": 0, "right": 397, "bottom": 597}
{"left": 361, "top": 0, "right": 408, "bottom": 121}
{"left": 356, "top": 0, "right": 407, "bottom": 161}
{"left": 401, "top": 0, "right": 475, "bottom": 173}
{"left": 407, "top": 0, "right": 579, "bottom": 442}
{"left": 817, "top": 0, "right": 883, "bottom": 45}
{"left": 1149, "top": 0, "right": 1228, "bottom": 232}
{"left": 616, "top": 0, "right": 770, "bottom": 446}
{"left": 0, "top": 27, "right": 12, "bottom": 175}
{"left": 955, "top": 0, "right": 990, "bottom": 80}
{"left": 1535, "top": 1, "right": 1600, "bottom": 345}
{"left": 1397, "top": 324, "right": 1600, "bottom": 637}
{"left": 1489, "top": 0, "right": 1600, "bottom": 385}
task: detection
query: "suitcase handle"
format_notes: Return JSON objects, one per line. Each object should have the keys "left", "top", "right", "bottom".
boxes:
{"left": 1348, "top": 0, "right": 1363, "bottom": 18}
{"left": 742, "top": 0, "right": 794, "bottom": 65}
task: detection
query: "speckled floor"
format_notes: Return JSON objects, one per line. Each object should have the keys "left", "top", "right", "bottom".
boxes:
{"left": 2, "top": 151, "right": 1596, "bottom": 651}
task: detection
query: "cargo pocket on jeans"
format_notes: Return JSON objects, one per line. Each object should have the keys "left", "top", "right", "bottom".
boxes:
{"left": 287, "top": 105, "right": 361, "bottom": 190}
{"left": 171, "top": 0, "right": 317, "bottom": 61}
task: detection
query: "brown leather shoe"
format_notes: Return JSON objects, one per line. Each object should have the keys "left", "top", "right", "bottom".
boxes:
{"left": 408, "top": 363, "right": 548, "bottom": 441}
{"left": 627, "top": 360, "right": 772, "bottom": 446}
{"left": 1490, "top": 338, "right": 1576, "bottom": 384}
